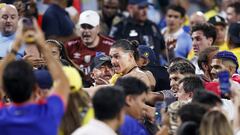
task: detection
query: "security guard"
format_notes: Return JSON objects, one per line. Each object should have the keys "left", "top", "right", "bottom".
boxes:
{"left": 109, "top": 0, "right": 165, "bottom": 64}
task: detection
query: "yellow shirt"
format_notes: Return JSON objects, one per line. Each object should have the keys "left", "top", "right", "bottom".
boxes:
{"left": 187, "top": 42, "right": 229, "bottom": 60}
{"left": 219, "top": 42, "right": 229, "bottom": 51}
{"left": 204, "top": 7, "right": 219, "bottom": 20}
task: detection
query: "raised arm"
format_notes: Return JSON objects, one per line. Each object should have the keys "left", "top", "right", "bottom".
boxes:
{"left": 33, "top": 19, "right": 70, "bottom": 103}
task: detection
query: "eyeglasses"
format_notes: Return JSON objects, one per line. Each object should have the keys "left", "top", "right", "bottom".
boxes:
{"left": 80, "top": 24, "right": 94, "bottom": 30}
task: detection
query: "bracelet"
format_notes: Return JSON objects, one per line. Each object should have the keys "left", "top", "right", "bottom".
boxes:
{"left": 10, "top": 49, "right": 18, "bottom": 55}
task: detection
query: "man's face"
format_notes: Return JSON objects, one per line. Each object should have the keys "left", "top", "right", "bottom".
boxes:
{"left": 127, "top": 93, "right": 146, "bottom": 120}
{"left": 166, "top": 9, "right": 183, "bottom": 32}
{"left": 215, "top": 25, "right": 226, "bottom": 45}
{"left": 110, "top": 47, "right": 132, "bottom": 74}
{"left": 79, "top": 24, "right": 99, "bottom": 47}
{"left": 0, "top": 6, "right": 19, "bottom": 36}
{"left": 102, "top": 0, "right": 119, "bottom": 18}
{"left": 211, "top": 59, "right": 228, "bottom": 79}
{"left": 131, "top": 4, "right": 148, "bottom": 22}
{"left": 176, "top": 82, "right": 191, "bottom": 101}
{"left": 169, "top": 72, "right": 185, "bottom": 93}
{"left": 226, "top": 7, "right": 237, "bottom": 24}
{"left": 192, "top": 30, "right": 212, "bottom": 56}
{"left": 91, "top": 63, "right": 114, "bottom": 85}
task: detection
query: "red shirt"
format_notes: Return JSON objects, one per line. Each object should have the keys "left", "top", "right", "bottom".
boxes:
{"left": 65, "top": 35, "right": 114, "bottom": 75}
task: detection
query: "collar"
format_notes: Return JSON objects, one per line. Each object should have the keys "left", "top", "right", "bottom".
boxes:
{"left": 90, "top": 119, "right": 117, "bottom": 135}
{"left": 162, "top": 27, "right": 184, "bottom": 39}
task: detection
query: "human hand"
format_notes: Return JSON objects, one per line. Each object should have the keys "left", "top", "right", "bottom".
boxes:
{"left": 23, "top": 55, "right": 46, "bottom": 68}
{"left": 166, "top": 37, "right": 177, "bottom": 51}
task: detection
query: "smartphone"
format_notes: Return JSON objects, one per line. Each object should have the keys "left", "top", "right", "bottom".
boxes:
{"left": 155, "top": 101, "right": 166, "bottom": 127}
{"left": 218, "top": 71, "right": 231, "bottom": 95}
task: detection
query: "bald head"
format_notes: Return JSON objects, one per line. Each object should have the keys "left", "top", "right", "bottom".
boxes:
{"left": 190, "top": 12, "right": 206, "bottom": 28}
{"left": 0, "top": 4, "right": 19, "bottom": 36}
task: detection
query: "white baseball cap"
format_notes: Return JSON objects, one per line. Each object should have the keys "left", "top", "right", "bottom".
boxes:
{"left": 78, "top": 10, "right": 100, "bottom": 27}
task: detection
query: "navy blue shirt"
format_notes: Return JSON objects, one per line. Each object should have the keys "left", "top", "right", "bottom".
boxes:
{"left": 119, "top": 115, "right": 150, "bottom": 135}
{"left": 42, "top": 4, "right": 74, "bottom": 38}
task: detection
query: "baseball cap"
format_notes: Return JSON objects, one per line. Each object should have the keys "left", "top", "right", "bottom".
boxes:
{"left": 228, "top": 22, "right": 240, "bottom": 44}
{"left": 128, "top": 0, "right": 151, "bottom": 7}
{"left": 208, "top": 15, "right": 227, "bottom": 27}
{"left": 78, "top": 10, "right": 100, "bottom": 27}
{"left": 138, "top": 45, "right": 158, "bottom": 66}
{"left": 63, "top": 66, "right": 82, "bottom": 92}
{"left": 214, "top": 51, "right": 239, "bottom": 70}
{"left": 34, "top": 69, "right": 53, "bottom": 90}
{"left": 90, "top": 54, "right": 111, "bottom": 71}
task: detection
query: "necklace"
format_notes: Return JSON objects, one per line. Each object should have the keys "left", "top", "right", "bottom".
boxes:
{"left": 126, "top": 66, "right": 138, "bottom": 74}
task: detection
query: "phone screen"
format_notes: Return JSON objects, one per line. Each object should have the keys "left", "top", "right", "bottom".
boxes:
{"left": 218, "top": 71, "right": 231, "bottom": 95}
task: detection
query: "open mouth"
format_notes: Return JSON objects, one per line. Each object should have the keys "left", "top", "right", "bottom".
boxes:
{"left": 113, "top": 65, "right": 121, "bottom": 73}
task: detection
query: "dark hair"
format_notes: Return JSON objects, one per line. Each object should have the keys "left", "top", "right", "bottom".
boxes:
{"left": 227, "top": 2, "right": 240, "bottom": 15}
{"left": 3, "top": 60, "right": 35, "bottom": 103}
{"left": 111, "top": 39, "right": 139, "bottom": 61}
{"left": 93, "top": 86, "right": 125, "bottom": 121}
{"left": 177, "top": 121, "right": 198, "bottom": 135}
{"left": 167, "top": 4, "right": 186, "bottom": 17}
{"left": 191, "top": 23, "right": 217, "bottom": 45}
{"left": 169, "top": 57, "right": 196, "bottom": 71}
{"left": 192, "top": 90, "right": 223, "bottom": 107}
{"left": 115, "top": 76, "right": 149, "bottom": 96}
{"left": 179, "top": 76, "right": 204, "bottom": 93}
{"left": 168, "top": 62, "right": 195, "bottom": 75}
{"left": 198, "top": 46, "right": 219, "bottom": 71}
{"left": 178, "top": 103, "right": 208, "bottom": 126}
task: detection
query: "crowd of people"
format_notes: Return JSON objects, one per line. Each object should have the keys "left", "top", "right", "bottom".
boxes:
{"left": 0, "top": 0, "right": 240, "bottom": 135}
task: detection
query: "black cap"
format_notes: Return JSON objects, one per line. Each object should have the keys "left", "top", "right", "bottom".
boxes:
{"left": 208, "top": 15, "right": 227, "bottom": 27}
{"left": 90, "top": 54, "right": 111, "bottom": 71}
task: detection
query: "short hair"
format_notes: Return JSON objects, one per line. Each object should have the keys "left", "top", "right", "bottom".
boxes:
{"left": 227, "top": 2, "right": 240, "bottom": 15}
{"left": 178, "top": 103, "right": 208, "bottom": 126}
{"left": 177, "top": 122, "right": 198, "bottom": 135}
{"left": 168, "top": 62, "right": 195, "bottom": 75}
{"left": 198, "top": 46, "right": 219, "bottom": 71}
{"left": 167, "top": 4, "right": 186, "bottom": 18}
{"left": 3, "top": 60, "right": 35, "bottom": 103}
{"left": 115, "top": 76, "right": 148, "bottom": 96}
{"left": 93, "top": 86, "right": 125, "bottom": 121}
{"left": 192, "top": 90, "right": 223, "bottom": 107}
{"left": 191, "top": 23, "right": 217, "bottom": 45}
{"left": 179, "top": 75, "right": 204, "bottom": 93}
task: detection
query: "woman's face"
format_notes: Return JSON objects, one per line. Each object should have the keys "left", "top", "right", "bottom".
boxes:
{"left": 47, "top": 43, "right": 61, "bottom": 60}
{"left": 109, "top": 47, "right": 133, "bottom": 74}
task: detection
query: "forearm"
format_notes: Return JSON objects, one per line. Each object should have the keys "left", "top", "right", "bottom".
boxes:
{"left": 0, "top": 40, "right": 21, "bottom": 98}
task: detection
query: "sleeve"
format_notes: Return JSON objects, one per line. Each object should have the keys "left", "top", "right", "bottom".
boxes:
{"left": 42, "top": 13, "right": 60, "bottom": 38}
{"left": 47, "top": 95, "right": 65, "bottom": 124}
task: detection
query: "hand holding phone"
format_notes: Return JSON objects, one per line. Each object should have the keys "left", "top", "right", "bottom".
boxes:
{"left": 218, "top": 71, "right": 231, "bottom": 97}
{"left": 155, "top": 101, "right": 167, "bottom": 127}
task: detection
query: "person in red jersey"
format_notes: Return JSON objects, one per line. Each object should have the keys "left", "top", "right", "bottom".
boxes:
{"left": 65, "top": 10, "right": 114, "bottom": 76}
